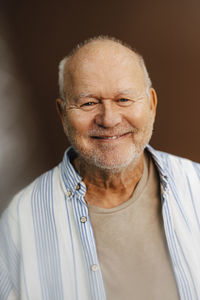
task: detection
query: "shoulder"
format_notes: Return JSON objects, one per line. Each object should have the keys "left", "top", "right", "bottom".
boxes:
{"left": 1, "top": 165, "right": 62, "bottom": 226}
{"left": 147, "top": 145, "right": 200, "bottom": 178}
{"left": 147, "top": 146, "right": 200, "bottom": 207}
{"left": 0, "top": 164, "right": 63, "bottom": 263}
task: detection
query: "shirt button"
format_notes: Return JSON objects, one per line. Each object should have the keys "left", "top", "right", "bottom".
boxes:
{"left": 75, "top": 183, "right": 80, "bottom": 190}
{"left": 67, "top": 190, "right": 72, "bottom": 197}
{"left": 80, "top": 216, "right": 87, "bottom": 223}
{"left": 91, "top": 264, "right": 98, "bottom": 272}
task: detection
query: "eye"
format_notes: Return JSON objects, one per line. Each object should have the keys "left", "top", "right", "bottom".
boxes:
{"left": 117, "top": 98, "right": 132, "bottom": 106}
{"left": 80, "top": 101, "right": 99, "bottom": 111}
{"left": 119, "top": 98, "right": 129, "bottom": 102}
{"left": 81, "top": 102, "right": 95, "bottom": 107}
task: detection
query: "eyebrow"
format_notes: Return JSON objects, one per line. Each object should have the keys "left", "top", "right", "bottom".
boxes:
{"left": 116, "top": 89, "right": 135, "bottom": 96}
{"left": 77, "top": 89, "right": 135, "bottom": 99}
{"left": 78, "top": 93, "right": 95, "bottom": 98}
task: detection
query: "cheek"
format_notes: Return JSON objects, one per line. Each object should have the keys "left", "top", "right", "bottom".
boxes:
{"left": 66, "top": 112, "right": 93, "bottom": 134}
{"left": 125, "top": 106, "right": 151, "bottom": 128}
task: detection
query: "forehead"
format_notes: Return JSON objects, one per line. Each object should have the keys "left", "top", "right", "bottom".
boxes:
{"left": 64, "top": 41, "right": 146, "bottom": 97}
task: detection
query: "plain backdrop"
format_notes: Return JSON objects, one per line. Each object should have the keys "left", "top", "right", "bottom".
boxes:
{"left": 0, "top": 0, "right": 200, "bottom": 212}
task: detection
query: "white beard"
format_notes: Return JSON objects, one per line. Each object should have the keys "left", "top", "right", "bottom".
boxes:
{"left": 64, "top": 113, "right": 154, "bottom": 173}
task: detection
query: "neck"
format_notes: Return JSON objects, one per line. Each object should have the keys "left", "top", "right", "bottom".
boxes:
{"left": 73, "top": 153, "right": 145, "bottom": 208}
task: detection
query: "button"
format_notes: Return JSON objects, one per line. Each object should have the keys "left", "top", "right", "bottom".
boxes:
{"left": 80, "top": 216, "right": 87, "bottom": 223}
{"left": 91, "top": 264, "right": 98, "bottom": 272}
{"left": 67, "top": 190, "right": 72, "bottom": 197}
{"left": 75, "top": 183, "right": 80, "bottom": 190}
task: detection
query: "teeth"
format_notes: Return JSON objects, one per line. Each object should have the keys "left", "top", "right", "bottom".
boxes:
{"left": 92, "top": 133, "right": 128, "bottom": 140}
{"left": 99, "top": 136, "right": 119, "bottom": 139}
{"left": 105, "top": 136, "right": 118, "bottom": 139}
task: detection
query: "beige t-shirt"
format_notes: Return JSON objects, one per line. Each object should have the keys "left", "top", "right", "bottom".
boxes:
{"left": 88, "top": 152, "right": 179, "bottom": 300}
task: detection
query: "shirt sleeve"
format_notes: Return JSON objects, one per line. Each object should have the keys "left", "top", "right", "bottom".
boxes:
{"left": 0, "top": 206, "right": 20, "bottom": 300}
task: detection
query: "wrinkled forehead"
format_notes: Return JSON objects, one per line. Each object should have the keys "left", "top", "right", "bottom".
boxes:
{"left": 63, "top": 41, "right": 147, "bottom": 97}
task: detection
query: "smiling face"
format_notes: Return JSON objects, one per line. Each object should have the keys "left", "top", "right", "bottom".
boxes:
{"left": 58, "top": 40, "right": 157, "bottom": 171}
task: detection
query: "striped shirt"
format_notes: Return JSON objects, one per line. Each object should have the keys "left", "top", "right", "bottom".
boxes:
{"left": 0, "top": 145, "right": 200, "bottom": 300}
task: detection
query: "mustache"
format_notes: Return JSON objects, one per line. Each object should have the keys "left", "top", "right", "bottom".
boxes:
{"left": 88, "top": 127, "right": 138, "bottom": 137}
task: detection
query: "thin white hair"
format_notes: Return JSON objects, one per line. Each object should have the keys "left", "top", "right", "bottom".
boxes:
{"left": 58, "top": 35, "right": 152, "bottom": 101}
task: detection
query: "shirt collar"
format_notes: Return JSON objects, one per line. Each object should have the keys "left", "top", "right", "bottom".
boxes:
{"left": 146, "top": 144, "right": 169, "bottom": 190}
{"left": 60, "top": 147, "right": 86, "bottom": 197}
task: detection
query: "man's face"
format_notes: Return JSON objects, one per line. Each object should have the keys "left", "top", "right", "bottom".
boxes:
{"left": 59, "top": 42, "right": 157, "bottom": 171}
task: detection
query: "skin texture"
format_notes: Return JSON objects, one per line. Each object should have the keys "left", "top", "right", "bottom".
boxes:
{"left": 57, "top": 40, "right": 157, "bottom": 208}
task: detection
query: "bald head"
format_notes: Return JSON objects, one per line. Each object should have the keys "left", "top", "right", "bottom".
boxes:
{"left": 58, "top": 36, "right": 152, "bottom": 102}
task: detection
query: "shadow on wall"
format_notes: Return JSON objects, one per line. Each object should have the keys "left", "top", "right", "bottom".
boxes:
{"left": 0, "top": 18, "right": 48, "bottom": 213}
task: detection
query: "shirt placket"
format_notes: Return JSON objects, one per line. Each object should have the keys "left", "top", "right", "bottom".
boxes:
{"left": 161, "top": 177, "right": 197, "bottom": 300}
{"left": 70, "top": 185, "right": 106, "bottom": 300}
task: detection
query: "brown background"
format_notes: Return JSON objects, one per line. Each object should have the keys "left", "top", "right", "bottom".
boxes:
{"left": 0, "top": 0, "right": 200, "bottom": 212}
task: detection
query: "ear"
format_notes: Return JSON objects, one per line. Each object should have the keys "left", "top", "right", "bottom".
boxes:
{"left": 56, "top": 98, "right": 67, "bottom": 131}
{"left": 148, "top": 88, "right": 157, "bottom": 119}
{"left": 56, "top": 98, "right": 65, "bottom": 115}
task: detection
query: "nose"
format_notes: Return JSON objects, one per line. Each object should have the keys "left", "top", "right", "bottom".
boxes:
{"left": 94, "top": 100, "right": 122, "bottom": 128}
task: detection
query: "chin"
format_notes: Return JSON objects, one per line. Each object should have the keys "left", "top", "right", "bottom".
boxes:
{"left": 77, "top": 145, "right": 143, "bottom": 173}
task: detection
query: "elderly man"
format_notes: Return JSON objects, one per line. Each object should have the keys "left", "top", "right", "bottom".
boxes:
{"left": 0, "top": 36, "right": 200, "bottom": 300}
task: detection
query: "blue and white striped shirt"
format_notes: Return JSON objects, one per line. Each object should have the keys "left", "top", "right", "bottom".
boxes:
{"left": 0, "top": 145, "right": 200, "bottom": 300}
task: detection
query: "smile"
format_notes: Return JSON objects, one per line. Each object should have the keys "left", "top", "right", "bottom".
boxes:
{"left": 91, "top": 132, "right": 131, "bottom": 140}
